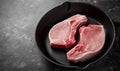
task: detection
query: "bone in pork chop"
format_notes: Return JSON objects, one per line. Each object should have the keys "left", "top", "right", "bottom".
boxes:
{"left": 66, "top": 24, "right": 105, "bottom": 63}
{"left": 49, "top": 14, "right": 87, "bottom": 48}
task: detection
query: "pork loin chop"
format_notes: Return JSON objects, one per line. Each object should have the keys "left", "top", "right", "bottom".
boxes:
{"left": 49, "top": 14, "right": 87, "bottom": 48}
{"left": 66, "top": 24, "right": 105, "bottom": 63}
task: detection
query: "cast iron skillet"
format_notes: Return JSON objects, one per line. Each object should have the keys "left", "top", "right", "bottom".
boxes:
{"left": 35, "top": 2, "right": 115, "bottom": 69}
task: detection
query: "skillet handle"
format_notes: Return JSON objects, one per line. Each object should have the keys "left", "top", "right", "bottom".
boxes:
{"left": 63, "top": 2, "right": 71, "bottom": 11}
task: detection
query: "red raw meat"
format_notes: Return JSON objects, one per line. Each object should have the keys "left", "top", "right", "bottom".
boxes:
{"left": 49, "top": 14, "right": 87, "bottom": 48}
{"left": 66, "top": 24, "right": 105, "bottom": 63}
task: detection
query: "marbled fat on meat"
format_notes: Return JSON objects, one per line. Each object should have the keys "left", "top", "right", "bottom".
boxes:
{"left": 67, "top": 24, "right": 105, "bottom": 63}
{"left": 49, "top": 14, "right": 87, "bottom": 48}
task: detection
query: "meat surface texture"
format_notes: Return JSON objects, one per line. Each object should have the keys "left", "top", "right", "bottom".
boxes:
{"left": 66, "top": 24, "right": 105, "bottom": 63}
{"left": 49, "top": 14, "right": 87, "bottom": 48}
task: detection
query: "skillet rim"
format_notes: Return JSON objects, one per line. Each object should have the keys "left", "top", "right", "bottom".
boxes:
{"left": 35, "top": 2, "right": 115, "bottom": 69}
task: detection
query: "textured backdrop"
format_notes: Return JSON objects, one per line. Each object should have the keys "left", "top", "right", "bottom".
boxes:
{"left": 0, "top": 0, "right": 120, "bottom": 71}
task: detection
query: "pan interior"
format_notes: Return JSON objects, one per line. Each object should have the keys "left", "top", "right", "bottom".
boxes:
{"left": 45, "top": 17, "right": 101, "bottom": 65}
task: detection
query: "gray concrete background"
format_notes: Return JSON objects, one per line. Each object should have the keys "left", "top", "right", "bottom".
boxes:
{"left": 0, "top": 0, "right": 120, "bottom": 71}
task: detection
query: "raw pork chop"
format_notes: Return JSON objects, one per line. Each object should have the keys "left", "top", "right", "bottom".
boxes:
{"left": 49, "top": 14, "right": 87, "bottom": 48}
{"left": 67, "top": 24, "right": 105, "bottom": 63}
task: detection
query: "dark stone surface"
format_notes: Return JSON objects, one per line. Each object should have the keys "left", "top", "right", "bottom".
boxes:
{"left": 0, "top": 0, "right": 120, "bottom": 71}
